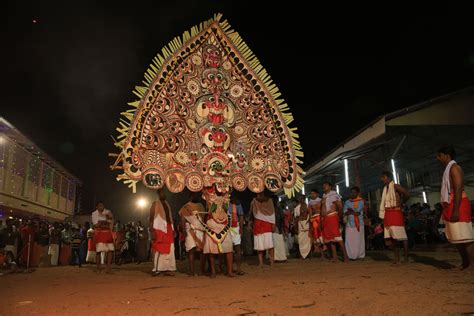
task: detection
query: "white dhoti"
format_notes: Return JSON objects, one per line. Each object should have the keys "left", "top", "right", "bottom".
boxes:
{"left": 384, "top": 226, "right": 407, "bottom": 241}
{"left": 297, "top": 220, "right": 311, "bottom": 259}
{"left": 273, "top": 233, "right": 287, "bottom": 261}
{"left": 153, "top": 244, "right": 176, "bottom": 272}
{"left": 203, "top": 219, "right": 233, "bottom": 254}
{"left": 185, "top": 228, "right": 205, "bottom": 252}
{"left": 445, "top": 221, "right": 474, "bottom": 244}
{"left": 96, "top": 243, "right": 115, "bottom": 253}
{"left": 184, "top": 215, "right": 205, "bottom": 252}
{"left": 230, "top": 226, "right": 242, "bottom": 246}
{"left": 345, "top": 225, "right": 365, "bottom": 259}
{"left": 254, "top": 232, "right": 273, "bottom": 251}
{"left": 86, "top": 250, "right": 96, "bottom": 263}
{"left": 48, "top": 244, "right": 59, "bottom": 266}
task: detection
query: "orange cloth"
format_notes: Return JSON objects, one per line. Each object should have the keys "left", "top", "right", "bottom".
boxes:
{"left": 443, "top": 192, "right": 471, "bottom": 222}
{"left": 351, "top": 198, "right": 362, "bottom": 231}
{"left": 310, "top": 215, "right": 321, "bottom": 239}
{"left": 354, "top": 215, "right": 360, "bottom": 231}
{"left": 231, "top": 203, "right": 238, "bottom": 227}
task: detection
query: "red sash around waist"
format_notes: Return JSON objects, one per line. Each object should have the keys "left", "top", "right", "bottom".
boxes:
{"left": 443, "top": 192, "right": 471, "bottom": 222}
{"left": 253, "top": 218, "right": 273, "bottom": 235}
{"left": 94, "top": 228, "right": 114, "bottom": 244}
{"left": 383, "top": 207, "right": 405, "bottom": 227}
{"left": 152, "top": 224, "right": 174, "bottom": 254}
{"left": 322, "top": 213, "right": 341, "bottom": 240}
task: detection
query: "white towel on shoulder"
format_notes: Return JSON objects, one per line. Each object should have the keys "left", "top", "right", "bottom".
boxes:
{"left": 441, "top": 160, "right": 456, "bottom": 204}
{"left": 323, "top": 191, "right": 341, "bottom": 211}
{"left": 379, "top": 181, "right": 396, "bottom": 219}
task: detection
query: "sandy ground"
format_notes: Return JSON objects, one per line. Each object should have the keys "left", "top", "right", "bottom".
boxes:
{"left": 1, "top": 250, "right": 474, "bottom": 316}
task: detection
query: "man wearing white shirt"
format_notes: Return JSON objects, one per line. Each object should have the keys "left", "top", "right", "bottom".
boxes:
{"left": 91, "top": 201, "right": 115, "bottom": 273}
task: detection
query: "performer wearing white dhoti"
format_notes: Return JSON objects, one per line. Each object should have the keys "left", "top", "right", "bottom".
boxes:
{"left": 272, "top": 196, "right": 287, "bottom": 262}
{"left": 85, "top": 227, "right": 96, "bottom": 263}
{"left": 295, "top": 196, "right": 311, "bottom": 259}
{"left": 48, "top": 223, "right": 62, "bottom": 266}
{"left": 251, "top": 192, "right": 275, "bottom": 266}
{"left": 92, "top": 202, "right": 115, "bottom": 273}
{"left": 150, "top": 189, "right": 176, "bottom": 276}
{"left": 380, "top": 171, "right": 409, "bottom": 264}
{"left": 344, "top": 186, "right": 365, "bottom": 260}
{"left": 179, "top": 192, "right": 206, "bottom": 276}
{"left": 437, "top": 146, "right": 474, "bottom": 271}
{"left": 273, "top": 233, "right": 287, "bottom": 262}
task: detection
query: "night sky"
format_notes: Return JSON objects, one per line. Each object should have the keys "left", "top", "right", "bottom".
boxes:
{"left": 3, "top": 2, "right": 473, "bottom": 221}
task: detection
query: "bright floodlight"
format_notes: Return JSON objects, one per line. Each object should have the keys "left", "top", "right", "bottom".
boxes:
{"left": 336, "top": 184, "right": 340, "bottom": 194}
{"left": 422, "top": 191, "right": 428, "bottom": 204}
{"left": 344, "top": 159, "right": 349, "bottom": 188}
{"left": 136, "top": 198, "right": 148, "bottom": 208}
{"left": 391, "top": 159, "right": 398, "bottom": 184}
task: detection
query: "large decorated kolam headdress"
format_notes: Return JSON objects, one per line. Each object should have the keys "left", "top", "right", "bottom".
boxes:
{"left": 111, "top": 13, "right": 304, "bottom": 198}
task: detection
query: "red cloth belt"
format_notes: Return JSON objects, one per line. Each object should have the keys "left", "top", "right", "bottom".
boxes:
{"left": 152, "top": 224, "right": 174, "bottom": 254}
{"left": 88, "top": 238, "right": 96, "bottom": 251}
{"left": 443, "top": 192, "right": 471, "bottom": 222}
{"left": 253, "top": 218, "right": 273, "bottom": 235}
{"left": 94, "top": 228, "right": 114, "bottom": 244}
{"left": 383, "top": 207, "right": 405, "bottom": 227}
{"left": 322, "top": 213, "right": 341, "bottom": 240}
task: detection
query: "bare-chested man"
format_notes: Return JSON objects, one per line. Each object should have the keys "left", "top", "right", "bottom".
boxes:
{"left": 437, "top": 146, "right": 474, "bottom": 271}
{"left": 321, "top": 182, "right": 349, "bottom": 262}
{"left": 91, "top": 201, "right": 115, "bottom": 273}
{"left": 380, "top": 171, "right": 409, "bottom": 264}
{"left": 308, "top": 189, "right": 324, "bottom": 258}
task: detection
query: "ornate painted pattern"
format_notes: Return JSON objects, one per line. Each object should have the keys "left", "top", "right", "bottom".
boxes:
{"left": 112, "top": 14, "right": 304, "bottom": 198}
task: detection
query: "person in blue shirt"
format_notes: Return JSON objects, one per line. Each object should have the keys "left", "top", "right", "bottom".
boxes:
{"left": 343, "top": 186, "right": 365, "bottom": 260}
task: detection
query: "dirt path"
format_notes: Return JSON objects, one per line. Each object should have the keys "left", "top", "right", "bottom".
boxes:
{"left": 1, "top": 251, "right": 473, "bottom": 315}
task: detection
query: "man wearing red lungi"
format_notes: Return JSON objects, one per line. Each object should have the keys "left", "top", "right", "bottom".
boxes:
{"left": 437, "top": 146, "right": 474, "bottom": 271}
{"left": 321, "top": 182, "right": 349, "bottom": 262}
{"left": 150, "top": 189, "right": 176, "bottom": 276}
{"left": 379, "top": 171, "right": 409, "bottom": 264}
{"left": 91, "top": 201, "right": 114, "bottom": 273}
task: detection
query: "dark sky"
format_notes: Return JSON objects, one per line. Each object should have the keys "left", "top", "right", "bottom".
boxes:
{"left": 3, "top": 1, "right": 474, "bottom": 221}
